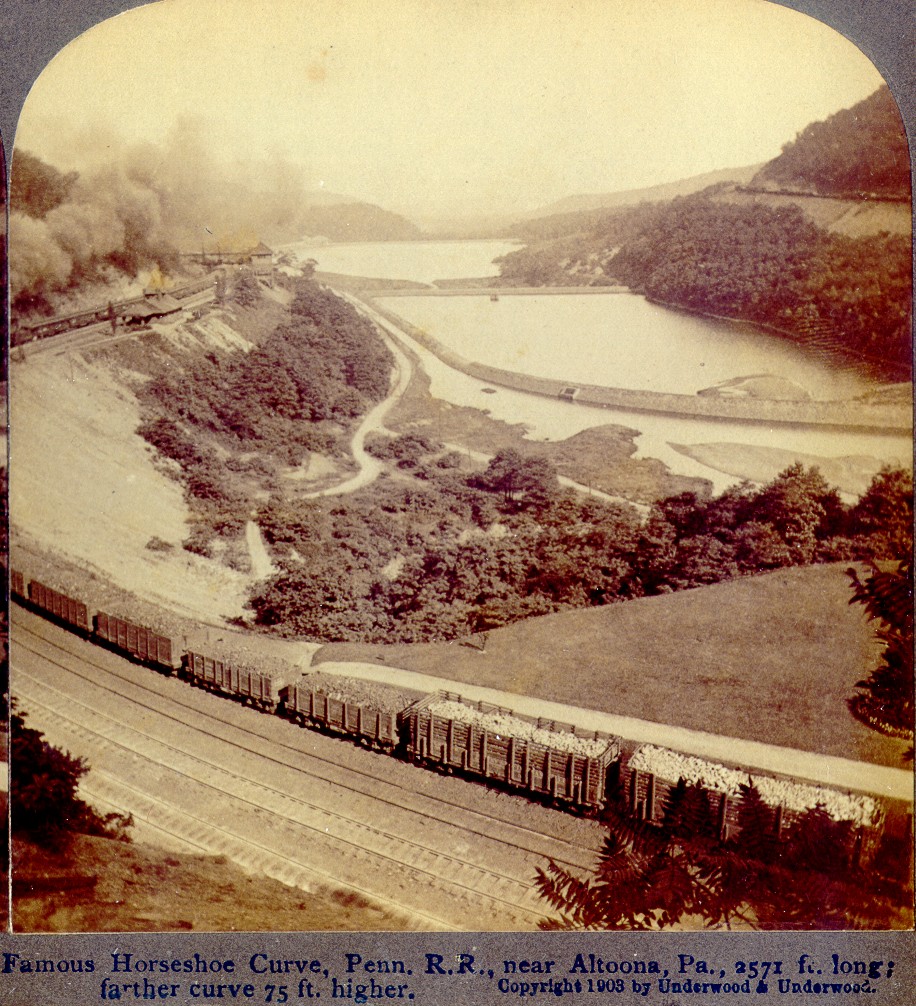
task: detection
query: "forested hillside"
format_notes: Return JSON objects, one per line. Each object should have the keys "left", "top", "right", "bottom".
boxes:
{"left": 251, "top": 451, "right": 911, "bottom": 644}
{"left": 137, "top": 277, "right": 393, "bottom": 553}
{"left": 610, "top": 198, "right": 911, "bottom": 373}
{"left": 503, "top": 200, "right": 664, "bottom": 251}
{"left": 750, "top": 86, "right": 909, "bottom": 199}
{"left": 496, "top": 87, "right": 912, "bottom": 378}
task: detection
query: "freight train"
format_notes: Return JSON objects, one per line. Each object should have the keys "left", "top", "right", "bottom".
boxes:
{"left": 11, "top": 276, "right": 217, "bottom": 345}
{"left": 10, "top": 568, "right": 912, "bottom": 869}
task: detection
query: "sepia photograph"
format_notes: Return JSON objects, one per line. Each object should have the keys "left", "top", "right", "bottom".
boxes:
{"left": 3, "top": 0, "right": 913, "bottom": 938}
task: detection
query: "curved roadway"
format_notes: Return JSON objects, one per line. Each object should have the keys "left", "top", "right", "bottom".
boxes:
{"left": 306, "top": 290, "right": 651, "bottom": 514}
{"left": 303, "top": 299, "right": 413, "bottom": 498}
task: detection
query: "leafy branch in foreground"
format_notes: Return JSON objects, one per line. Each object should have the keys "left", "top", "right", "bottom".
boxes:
{"left": 535, "top": 781, "right": 908, "bottom": 930}
{"left": 847, "top": 560, "right": 914, "bottom": 753}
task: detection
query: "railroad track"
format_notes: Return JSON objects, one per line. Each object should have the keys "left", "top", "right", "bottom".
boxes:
{"left": 13, "top": 615, "right": 598, "bottom": 869}
{"left": 17, "top": 287, "right": 217, "bottom": 359}
{"left": 16, "top": 671, "right": 546, "bottom": 928}
{"left": 79, "top": 771, "right": 409, "bottom": 914}
{"left": 13, "top": 617, "right": 600, "bottom": 929}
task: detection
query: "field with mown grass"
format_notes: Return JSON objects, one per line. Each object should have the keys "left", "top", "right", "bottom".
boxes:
{"left": 315, "top": 563, "right": 908, "bottom": 767}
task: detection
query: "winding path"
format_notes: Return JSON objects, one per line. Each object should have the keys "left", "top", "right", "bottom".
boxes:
{"left": 302, "top": 295, "right": 414, "bottom": 498}
{"left": 307, "top": 291, "right": 652, "bottom": 513}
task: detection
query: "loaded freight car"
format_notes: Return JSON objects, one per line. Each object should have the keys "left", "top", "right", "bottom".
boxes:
{"left": 10, "top": 569, "right": 26, "bottom": 600}
{"left": 279, "top": 681, "right": 400, "bottom": 751}
{"left": 183, "top": 651, "right": 276, "bottom": 712}
{"left": 94, "top": 611, "right": 175, "bottom": 673}
{"left": 620, "top": 744, "right": 883, "bottom": 865}
{"left": 27, "top": 579, "right": 90, "bottom": 635}
{"left": 402, "top": 692, "right": 620, "bottom": 811}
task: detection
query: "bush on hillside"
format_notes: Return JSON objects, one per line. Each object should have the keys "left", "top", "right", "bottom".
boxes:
{"left": 232, "top": 269, "right": 262, "bottom": 307}
{"left": 10, "top": 704, "right": 132, "bottom": 849}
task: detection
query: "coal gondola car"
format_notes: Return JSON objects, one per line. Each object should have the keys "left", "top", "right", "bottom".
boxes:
{"left": 27, "top": 579, "right": 91, "bottom": 636}
{"left": 182, "top": 651, "right": 276, "bottom": 712}
{"left": 401, "top": 691, "right": 620, "bottom": 811}
{"left": 279, "top": 682, "right": 399, "bottom": 751}
{"left": 620, "top": 743, "right": 886, "bottom": 868}
{"left": 93, "top": 611, "right": 175, "bottom": 673}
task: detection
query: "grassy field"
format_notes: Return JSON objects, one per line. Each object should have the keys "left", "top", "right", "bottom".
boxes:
{"left": 316, "top": 563, "right": 909, "bottom": 767}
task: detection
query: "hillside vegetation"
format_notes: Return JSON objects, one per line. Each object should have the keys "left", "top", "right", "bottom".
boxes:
{"left": 496, "top": 87, "right": 911, "bottom": 378}
{"left": 609, "top": 198, "right": 911, "bottom": 373}
{"left": 125, "top": 277, "right": 909, "bottom": 649}
{"left": 750, "top": 86, "right": 909, "bottom": 200}
{"left": 251, "top": 448, "right": 910, "bottom": 645}
{"left": 136, "top": 276, "right": 393, "bottom": 557}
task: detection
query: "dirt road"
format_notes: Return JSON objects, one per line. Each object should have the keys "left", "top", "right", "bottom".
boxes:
{"left": 245, "top": 520, "right": 276, "bottom": 578}
{"left": 303, "top": 296, "right": 413, "bottom": 497}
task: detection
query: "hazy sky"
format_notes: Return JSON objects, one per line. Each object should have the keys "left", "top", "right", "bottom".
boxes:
{"left": 16, "top": 0, "right": 888, "bottom": 220}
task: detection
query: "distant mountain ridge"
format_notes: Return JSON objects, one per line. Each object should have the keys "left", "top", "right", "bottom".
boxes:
{"left": 523, "top": 163, "right": 763, "bottom": 219}
{"left": 298, "top": 201, "right": 423, "bottom": 242}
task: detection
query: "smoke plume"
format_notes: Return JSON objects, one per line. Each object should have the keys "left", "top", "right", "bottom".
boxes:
{"left": 10, "top": 117, "right": 315, "bottom": 314}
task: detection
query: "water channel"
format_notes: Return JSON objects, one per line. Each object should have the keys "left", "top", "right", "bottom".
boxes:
{"left": 292, "top": 240, "right": 911, "bottom": 496}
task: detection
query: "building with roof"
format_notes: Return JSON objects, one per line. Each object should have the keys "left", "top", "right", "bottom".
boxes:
{"left": 182, "top": 240, "right": 274, "bottom": 274}
{"left": 249, "top": 241, "right": 274, "bottom": 276}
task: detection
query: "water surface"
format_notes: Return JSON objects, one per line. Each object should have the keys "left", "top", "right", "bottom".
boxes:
{"left": 380, "top": 293, "right": 876, "bottom": 401}
{"left": 286, "top": 239, "right": 520, "bottom": 285}
{"left": 289, "top": 240, "right": 909, "bottom": 493}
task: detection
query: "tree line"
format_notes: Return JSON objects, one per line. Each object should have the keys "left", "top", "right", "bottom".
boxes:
{"left": 498, "top": 193, "right": 911, "bottom": 377}
{"left": 750, "top": 86, "right": 909, "bottom": 200}
{"left": 250, "top": 442, "right": 911, "bottom": 645}
{"left": 610, "top": 198, "right": 911, "bottom": 375}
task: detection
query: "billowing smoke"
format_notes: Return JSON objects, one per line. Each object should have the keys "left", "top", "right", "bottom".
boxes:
{"left": 10, "top": 117, "right": 315, "bottom": 315}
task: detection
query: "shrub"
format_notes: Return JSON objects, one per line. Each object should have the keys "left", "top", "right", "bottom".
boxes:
{"left": 10, "top": 704, "right": 132, "bottom": 848}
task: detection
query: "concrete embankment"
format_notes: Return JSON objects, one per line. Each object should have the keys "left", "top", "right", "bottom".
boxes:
{"left": 363, "top": 297, "right": 912, "bottom": 435}
{"left": 372, "top": 285, "right": 630, "bottom": 297}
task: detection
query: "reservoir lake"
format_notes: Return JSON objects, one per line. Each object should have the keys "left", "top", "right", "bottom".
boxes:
{"left": 286, "top": 238, "right": 520, "bottom": 284}
{"left": 292, "top": 241, "right": 911, "bottom": 495}
{"left": 379, "top": 293, "right": 874, "bottom": 401}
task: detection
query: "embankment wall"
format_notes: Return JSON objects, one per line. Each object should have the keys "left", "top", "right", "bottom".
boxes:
{"left": 363, "top": 297, "right": 912, "bottom": 435}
